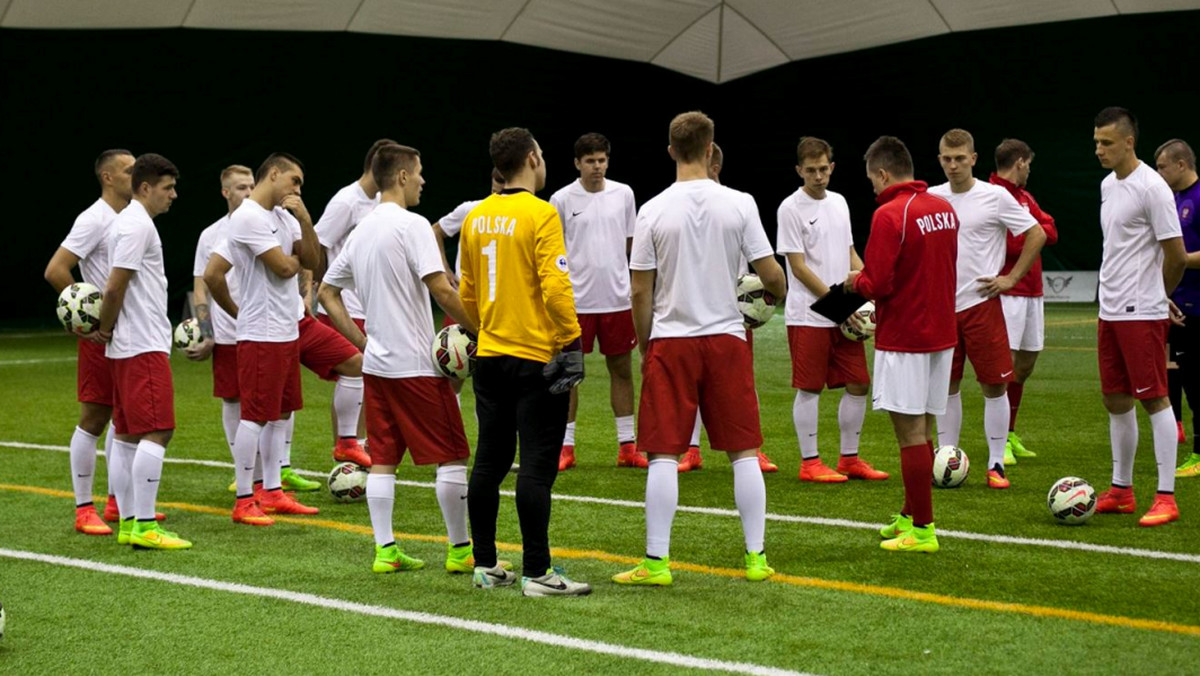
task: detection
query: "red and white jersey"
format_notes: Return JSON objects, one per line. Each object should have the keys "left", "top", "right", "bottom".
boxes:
{"left": 1099, "top": 161, "right": 1182, "bottom": 321}
{"left": 316, "top": 182, "right": 379, "bottom": 320}
{"left": 437, "top": 199, "right": 483, "bottom": 276}
{"left": 630, "top": 179, "right": 774, "bottom": 340}
{"left": 776, "top": 188, "right": 855, "bottom": 328}
{"left": 323, "top": 202, "right": 443, "bottom": 379}
{"left": 61, "top": 198, "right": 120, "bottom": 290}
{"left": 226, "top": 200, "right": 301, "bottom": 343}
{"left": 193, "top": 215, "right": 239, "bottom": 345}
{"left": 106, "top": 200, "right": 171, "bottom": 358}
{"left": 551, "top": 178, "right": 637, "bottom": 313}
{"left": 855, "top": 181, "right": 958, "bottom": 353}
{"left": 929, "top": 179, "right": 1035, "bottom": 312}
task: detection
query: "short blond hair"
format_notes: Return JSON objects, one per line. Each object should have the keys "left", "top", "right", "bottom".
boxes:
{"left": 940, "top": 128, "right": 975, "bottom": 152}
{"left": 669, "top": 111, "right": 714, "bottom": 164}
{"left": 220, "top": 164, "right": 253, "bottom": 188}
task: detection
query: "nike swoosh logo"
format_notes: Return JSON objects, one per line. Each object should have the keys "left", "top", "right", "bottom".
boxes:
{"left": 1070, "top": 489, "right": 1087, "bottom": 501}
{"left": 454, "top": 352, "right": 464, "bottom": 371}
{"left": 146, "top": 478, "right": 160, "bottom": 483}
{"left": 459, "top": 495, "right": 468, "bottom": 500}
{"left": 1136, "top": 386, "right": 1151, "bottom": 394}
{"left": 1000, "top": 371, "right": 1013, "bottom": 378}
{"left": 271, "top": 227, "right": 278, "bottom": 233}
{"left": 77, "top": 473, "right": 91, "bottom": 478}
{"left": 243, "top": 466, "right": 255, "bottom": 471}
{"left": 534, "top": 580, "right": 569, "bottom": 591}
{"left": 988, "top": 437, "right": 1006, "bottom": 441}
{"left": 571, "top": 211, "right": 583, "bottom": 217}
{"left": 808, "top": 218, "right": 818, "bottom": 225}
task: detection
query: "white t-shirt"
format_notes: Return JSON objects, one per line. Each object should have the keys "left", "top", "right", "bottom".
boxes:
{"left": 550, "top": 178, "right": 637, "bottom": 313}
{"left": 630, "top": 179, "right": 774, "bottom": 340}
{"left": 929, "top": 179, "right": 1036, "bottom": 312}
{"left": 437, "top": 199, "right": 482, "bottom": 276}
{"left": 775, "top": 188, "right": 855, "bottom": 327}
{"left": 106, "top": 200, "right": 171, "bottom": 358}
{"left": 61, "top": 198, "right": 120, "bottom": 289}
{"left": 193, "top": 215, "right": 239, "bottom": 345}
{"left": 226, "top": 200, "right": 301, "bottom": 343}
{"left": 1099, "top": 161, "right": 1183, "bottom": 321}
{"left": 323, "top": 203, "right": 443, "bottom": 378}
{"left": 316, "top": 182, "right": 380, "bottom": 320}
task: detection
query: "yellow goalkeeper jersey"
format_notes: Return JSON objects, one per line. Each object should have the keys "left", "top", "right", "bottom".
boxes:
{"left": 460, "top": 190, "right": 581, "bottom": 363}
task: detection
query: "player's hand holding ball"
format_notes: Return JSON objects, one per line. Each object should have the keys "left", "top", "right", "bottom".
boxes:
{"left": 185, "top": 337, "right": 215, "bottom": 362}
{"left": 544, "top": 339, "right": 585, "bottom": 395}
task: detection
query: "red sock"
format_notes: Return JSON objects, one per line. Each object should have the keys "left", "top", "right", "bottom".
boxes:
{"left": 900, "top": 444, "right": 933, "bottom": 527}
{"left": 1008, "top": 382, "right": 1024, "bottom": 431}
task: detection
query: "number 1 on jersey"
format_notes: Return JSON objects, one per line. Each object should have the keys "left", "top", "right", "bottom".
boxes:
{"left": 481, "top": 239, "right": 498, "bottom": 302}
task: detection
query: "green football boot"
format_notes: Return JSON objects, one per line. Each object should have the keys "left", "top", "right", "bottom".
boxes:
{"left": 281, "top": 467, "right": 321, "bottom": 492}
{"left": 372, "top": 543, "right": 425, "bottom": 573}
{"left": 612, "top": 556, "right": 672, "bottom": 586}
{"left": 879, "top": 513, "right": 913, "bottom": 539}
{"left": 881, "top": 523, "right": 939, "bottom": 553}
{"left": 1008, "top": 432, "right": 1036, "bottom": 458}
{"left": 744, "top": 551, "right": 775, "bottom": 582}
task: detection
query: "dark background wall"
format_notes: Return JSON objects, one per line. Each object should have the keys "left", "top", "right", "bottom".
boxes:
{"left": 4, "top": 11, "right": 1198, "bottom": 326}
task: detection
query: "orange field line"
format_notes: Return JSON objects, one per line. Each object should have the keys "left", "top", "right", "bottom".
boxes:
{"left": 3, "top": 482, "right": 1197, "bottom": 638}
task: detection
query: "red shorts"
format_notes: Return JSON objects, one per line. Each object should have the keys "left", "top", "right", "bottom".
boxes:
{"left": 212, "top": 343, "right": 239, "bottom": 399}
{"left": 77, "top": 339, "right": 114, "bottom": 406}
{"left": 364, "top": 374, "right": 471, "bottom": 466}
{"left": 300, "top": 316, "right": 360, "bottom": 381}
{"left": 111, "top": 352, "right": 174, "bottom": 435}
{"left": 788, "top": 325, "right": 870, "bottom": 390}
{"left": 950, "top": 299, "right": 1014, "bottom": 384}
{"left": 317, "top": 313, "right": 366, "bottom": 352}
{"left": 579, "top": 310, "right": 637, "bottom": 356}
{"left": 237, "top": 340, "right": 302, "bottom": 422}
{"left": 637, "top": 335, "right": 762, "bottom": 454}
{"left": 1098, "top": 319, "right": 1169, "bottom": 399}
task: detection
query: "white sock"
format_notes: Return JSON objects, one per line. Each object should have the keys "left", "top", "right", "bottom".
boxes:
{"left": 221, "top": 400, "right": 240, "bottom": 451}
{"left": 984, "top": 394, "right": 1010, "bottom": 469}
{"left": 333, "top": 376, "right": 363, "bottom": 438}
{"left": 838, "top": 393, "right": 867, "bottom": 456}
{"left": 108, "top": 440, "right": 137, "bottom": 519}
{"left": 261, "top": 419, "right": 288, "bottom": 491}
{"left": 563, "top": 421, "right": 576, "bottom": 447}
{"left": 284, "top": 415, "right": 295, "bottom": 467}
{"left": 937, "top": 392, "right": 962, "bottom": 448}
{"left": 366, "top": 473, "right": 396, "bottom": 547}
{"left": 732, "top": 456, "right": 767, "bottom": 553}
{"left": 104, "top": 424, "right": 115, "bottom": 497}
{"left": 1109, "top": 409, "right": 1138, "bottom": 487}
{"left": 253, "top": 452, "right": 263, "bottom": 483}
{"left": 232, "top": 420, "right": 263, "bottom": 497}
{"left": 1150, "top": 408, "right": 1177, "bottom": 494}
{"left": 645, "top": 458, "right": 679, "bottom": 558}
{"left": 690, "top": 414, "right": 702, "bottom": 447}
{"left": 455, "top": 392, "right": 461, "bottom": 408}
{"left": 793, "top": 390, "right": 820, "bottom": 459}
{"left": 131, "top": 440, "right": 165, "bottom": 521}
{"left": 69, "top": 426, "right": 99, "bottom": 507}
{"left": 615, "top": 415, "right": 635, "bottom": 445}
{"left": 435, "top": 465, "right": 469, "bottom": 546}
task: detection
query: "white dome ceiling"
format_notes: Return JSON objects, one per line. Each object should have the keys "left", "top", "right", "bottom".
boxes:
{"left": 3, "top": 0, "right": 1197, "bottom": 83}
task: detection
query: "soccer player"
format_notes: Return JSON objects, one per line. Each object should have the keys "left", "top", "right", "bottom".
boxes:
{"left": 1092, "top": 107, "right": 1187, "bottom": 526}
{"left": 312, "top": 139, "right": 397, "bottom": 469}
{"left": 95, "top": 153, "right": 191, "bottom": 549}
{"left": 613, "top": 111, "right": 786, "bottom": 586}
{"left": 319, "top": 143, "right": 501, "bottom": 575}
{"left": 677, "top": 142, "right": 779, "bottom": 474}
{"left": 44, "top": 149, "right": 134, "bottom": 535}
{"left": 461, "top": 127, "right": 591, "bottom": 596}
{"left": 1155, "top": 138, "right": 1200, "bottom": 477}
{"left": 848, "top": 136, "right": 959, "bottom": 554}
{"left": 929, "top": 129, "right": 1045, "bottom": 489}
{"left": 777, "top": 137, "right": 886, "bottom": 483}
{"left": 989, "top": 139, "right": 1059, "bottom": 464}
{"left": 550, "top": 133, "right": 644, "bottom": 471}
{"left": 207, "top": 152, "right": 322, "bottom": 526}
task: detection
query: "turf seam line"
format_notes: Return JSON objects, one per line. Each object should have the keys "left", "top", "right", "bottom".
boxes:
{"left": 4, "top": 440, "right": 1197, "bottom": 565}
{"left": 0, "top": 547, "right": 811, "bottom": 676}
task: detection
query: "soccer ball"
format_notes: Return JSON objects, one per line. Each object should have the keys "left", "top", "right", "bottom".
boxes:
{"left": 840, "top": 301, "right": 876, "bottom": 342}
{"left": 173, "top": 318, "right": 203, "bottom": 350}
{"left": 56, "top": 282, "right": 103, "bottom": 335}
{"left": 736, "top": 273, "right": 776, "bottom": 329}
{"left": 932, "top": 445, "right": 969, "bottom": 488}
{"left": 431, "top": 324, "right": 477, "bottom": 379}
{"left": 328, "top": 462, "right": 367, "bottom": 503}
{"left": 1047, "top": 476, "right": 1097, "bottom": 525}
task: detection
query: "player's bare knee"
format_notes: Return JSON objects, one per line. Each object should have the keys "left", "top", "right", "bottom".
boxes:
{"left": 606, "top": 353, "right": 633, "bottom": 380}
{"left": 369, "top": 464, "right": 398, "bottom": 475}
{"left": 335, "top": 354, "right": 363, "bottom": 377}
{"left": 1103, "top": 393, "right": 1135, "bottom": 415}
{"left": 78, "top": 403, "right": 111, "bottom": 435}
{"left": 981, "top": 382, "right": 1007, "bottom": 398}
{"left": 1142, "top": 396, "right": 1172, "bottom": 415}
{"left": 846, "top": 383, "right": 868, "bottom": 396}
{"left": 145, "top": 429, "right": 173, "bottom": 446}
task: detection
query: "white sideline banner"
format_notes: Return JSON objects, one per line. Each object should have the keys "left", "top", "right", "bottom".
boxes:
{"left": 1042, "top": 271, "right": 1098, "bottom": 302}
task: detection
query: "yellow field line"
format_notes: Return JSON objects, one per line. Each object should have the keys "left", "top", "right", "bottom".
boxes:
{"left": 6, "top": 482, "right": 1198, "bottom": 638}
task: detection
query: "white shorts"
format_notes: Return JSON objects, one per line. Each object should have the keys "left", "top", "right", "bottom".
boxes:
{"left": 1001, "top": 295, "right": 1044, "bottom": 352}
{"left": 872, "top": 348, "right": 953, "bottom": 415}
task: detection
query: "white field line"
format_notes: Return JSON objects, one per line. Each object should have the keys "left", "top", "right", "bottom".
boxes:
{"left": 0, "top": 357, "right": 75, "bottom": 365}
{"left": 0, "top": 547, "right": 809, "bottom": 676}
{"left": 4, "top": 440, "right": 1199, "bottom": 565}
